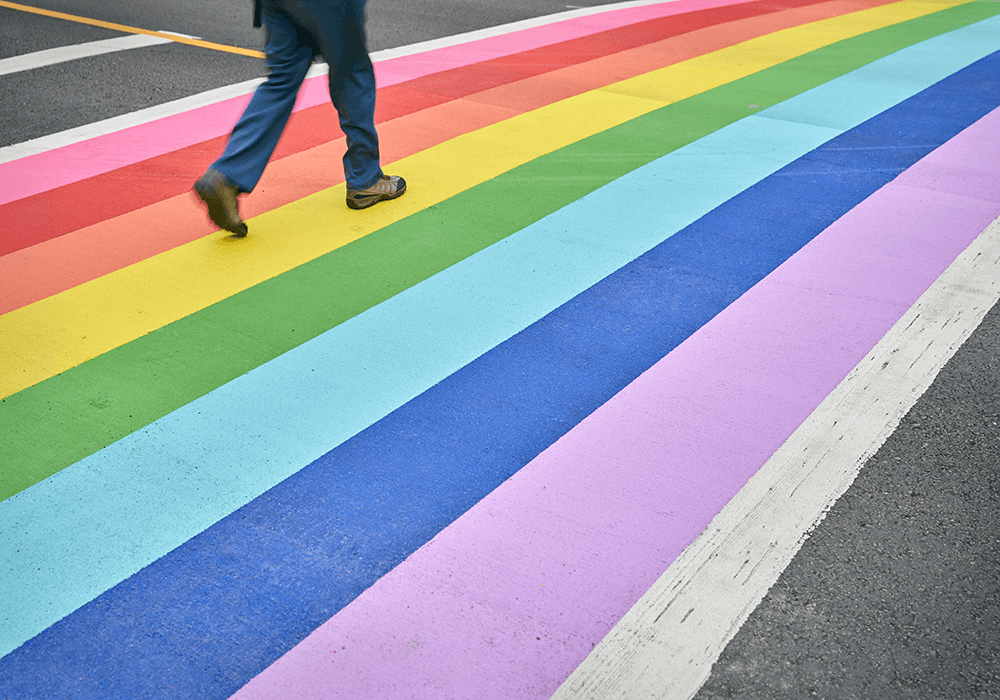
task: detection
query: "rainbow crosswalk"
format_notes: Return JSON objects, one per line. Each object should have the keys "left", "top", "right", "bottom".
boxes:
{"left": 2, "top": 0, "right": 1000, "bottom": 696}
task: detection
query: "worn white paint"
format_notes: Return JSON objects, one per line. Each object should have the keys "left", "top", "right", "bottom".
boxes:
{"left": 0, "top": 34, "right": 173, "bottom": 77}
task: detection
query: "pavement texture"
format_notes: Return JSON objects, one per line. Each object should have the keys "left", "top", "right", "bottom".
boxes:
{"left": 1, "top": 0, "right": 999, "bottom": 698}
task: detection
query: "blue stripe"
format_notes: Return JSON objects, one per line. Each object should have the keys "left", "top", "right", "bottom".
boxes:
{"left": 2, "top": 40, "right": 998, "bottom": 700}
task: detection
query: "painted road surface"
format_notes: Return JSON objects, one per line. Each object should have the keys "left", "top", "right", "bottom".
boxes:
{"left": 1, "top": 0, "right": 999, "bottom": 697}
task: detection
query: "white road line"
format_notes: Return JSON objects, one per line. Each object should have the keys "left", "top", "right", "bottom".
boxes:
{"left": 158, "top": 30, "right": 202, "bottom": 40}
{"left": 552, "top": 214, "right": 1000, "bottom": 700}
{"left": 0, "top": 0, "right": 672, "bottom": 164}
{"left": 0, "top": 34, "right": 172, "bottom": 77}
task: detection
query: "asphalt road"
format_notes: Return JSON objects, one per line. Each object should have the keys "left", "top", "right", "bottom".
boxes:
{"left": 3, "top": 1, "right": 999, "bottom": 697}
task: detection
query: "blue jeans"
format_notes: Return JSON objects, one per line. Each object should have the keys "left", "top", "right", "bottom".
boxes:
{"left": 212, "top": 0, "right": 382, "bottom": 192}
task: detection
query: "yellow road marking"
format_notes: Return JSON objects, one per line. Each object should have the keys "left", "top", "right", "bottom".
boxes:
{"left": 0, "top": 0, "right": 265, "bottom": 59}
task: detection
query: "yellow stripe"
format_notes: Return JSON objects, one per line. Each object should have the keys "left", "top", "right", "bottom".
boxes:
{"left": 0, "top": 0, "right": 265, "bottom": 59}
{"left": 0, "top": 0, "right": 966, "bottom": 400}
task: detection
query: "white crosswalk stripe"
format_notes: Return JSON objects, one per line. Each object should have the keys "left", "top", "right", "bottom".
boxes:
{"left": 0, "top": 34, "right": 172, "bottom": 76}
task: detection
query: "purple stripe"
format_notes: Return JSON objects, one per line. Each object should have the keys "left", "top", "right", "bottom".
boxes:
{"left": 231, "top": 110, "right": 1000, "bottom": 699}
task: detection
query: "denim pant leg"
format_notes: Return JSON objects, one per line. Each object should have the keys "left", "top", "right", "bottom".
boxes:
{"left": 212, "top": 9, "right": 314, "bottom": 193}
{"left": 284, "top": 0, "right": 382, "bottom": 190}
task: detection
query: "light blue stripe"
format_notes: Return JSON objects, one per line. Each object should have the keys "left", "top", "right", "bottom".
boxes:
{"left": 2, "top": 18, "right": 998, "bottom": 658}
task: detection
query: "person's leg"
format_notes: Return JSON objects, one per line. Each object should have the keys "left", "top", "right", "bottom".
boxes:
{"left": 327, "top": 0, "right": 382, "bottom": 191}
{"left": 284, "top": 0, "right": 389, "bottom": 191}
{"left": 212, "top": 7, "right": 315, "bottom": 193}
{"left": 195, "top": 6, "right": 314, "bottom": 235}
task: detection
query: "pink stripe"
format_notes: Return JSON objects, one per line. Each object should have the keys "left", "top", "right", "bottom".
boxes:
{"left": 230, "top": 110, "right": 1000, "bottom": 699}
{"left": 0, "top": 0, "right": 749, "bottom": 207}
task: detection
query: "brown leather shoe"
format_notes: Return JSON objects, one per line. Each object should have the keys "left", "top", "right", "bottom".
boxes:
{"left": 194, "top": 168, "right": 248, "bottom": 237}
{"left": 346, "top": 174, "right": 406, "bottom": 210}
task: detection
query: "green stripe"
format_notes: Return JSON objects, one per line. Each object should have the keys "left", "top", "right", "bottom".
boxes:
{"left": 2, "top": 1, "right": 996, "bottom": 502}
